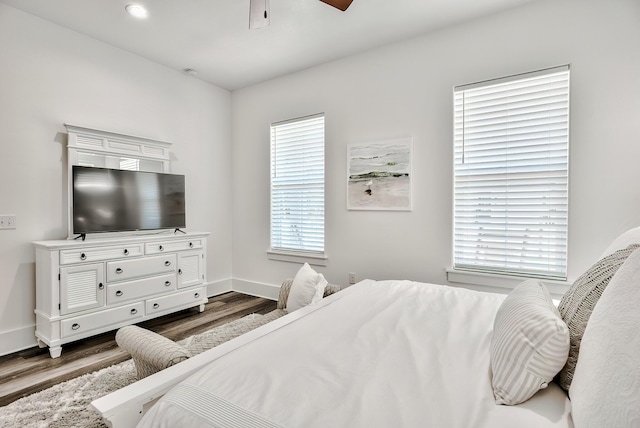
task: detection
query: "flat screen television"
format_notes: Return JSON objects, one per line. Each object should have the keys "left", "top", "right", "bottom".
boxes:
{"left": 72, "top": 165, "right": 186, "bottom": 235}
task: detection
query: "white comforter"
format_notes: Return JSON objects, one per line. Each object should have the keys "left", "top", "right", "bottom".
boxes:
{"left": 138, "top": 280, "right": 573, "bottom": 428}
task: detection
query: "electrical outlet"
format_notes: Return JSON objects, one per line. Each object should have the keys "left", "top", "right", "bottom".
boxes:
{"left": 349, "top": 272, "right": 356, "bottom": 284}
{"left": 0, "top": 215, "right": 16, "bottom": 230}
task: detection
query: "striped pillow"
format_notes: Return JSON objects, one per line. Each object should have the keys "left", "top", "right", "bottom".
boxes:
{"left": 490, "top": 280, "right": 570, "bottom": 405}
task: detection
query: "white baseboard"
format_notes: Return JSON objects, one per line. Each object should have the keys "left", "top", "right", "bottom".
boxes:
{"left": 0, "top": 324, "right": 37, "bottom": 356}
{"left": 232, "top": 279, "right": 280, "bottom": 301}
{"left": 207, "top": 278, "right": 233, "bottom": 297}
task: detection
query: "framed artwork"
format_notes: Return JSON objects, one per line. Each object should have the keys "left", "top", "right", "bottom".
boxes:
{"left": 347, "top": 137, "right": 412, "bottom": 211}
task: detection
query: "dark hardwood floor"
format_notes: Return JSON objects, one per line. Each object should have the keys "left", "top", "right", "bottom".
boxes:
{"left": 0, "top": 292, "right": 276, "bottom": 407}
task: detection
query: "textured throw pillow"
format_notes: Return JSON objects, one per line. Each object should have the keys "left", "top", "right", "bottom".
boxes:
{"left": 556, "top": 244, "right": 639, "bottom": 392}
{"left": 286, "top": 263, "right": 328, "bottom": 312}
{"left": 490, "top": 280, "right": 570, "bottom": 405}
{"left": 570, "top": 248, "right": 640, "bottom": 427}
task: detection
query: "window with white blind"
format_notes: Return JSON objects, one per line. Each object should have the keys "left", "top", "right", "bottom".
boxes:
{"left": 453, "top": 66, "right": 570, "bottom": 280}
{"left": 270, "top": 114, "right": 325, "bottom": 255}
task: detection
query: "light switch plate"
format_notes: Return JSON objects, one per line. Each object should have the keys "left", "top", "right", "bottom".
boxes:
{"left": 0, "top": 215, "right": 16, "bottom": 229}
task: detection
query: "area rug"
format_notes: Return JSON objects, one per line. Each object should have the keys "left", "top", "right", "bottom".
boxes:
{"left": 0, "top": 359, "right": 136, "bottom": 428}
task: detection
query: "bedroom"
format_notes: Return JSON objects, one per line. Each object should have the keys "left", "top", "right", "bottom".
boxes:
{"left": 0, "top": 0, "right": 638, "bottom": 423}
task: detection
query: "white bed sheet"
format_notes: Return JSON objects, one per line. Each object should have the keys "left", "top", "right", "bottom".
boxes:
{"left": 138, "top": 280, "right": 573, "bottom": 428}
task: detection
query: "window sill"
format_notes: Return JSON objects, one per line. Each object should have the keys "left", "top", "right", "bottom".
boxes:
{"left": 446, "top": 268, "right": 571, "bottom": 299}
{"left": 267, "top": 250, "right": 328, "bottom": 267}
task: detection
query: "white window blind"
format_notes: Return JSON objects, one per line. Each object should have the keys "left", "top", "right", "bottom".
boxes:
{"left": 271, "top": 114, "right": 325, "bottom": 254}
{"left": 453, "top": 66, "right": 569, "bottom": 280}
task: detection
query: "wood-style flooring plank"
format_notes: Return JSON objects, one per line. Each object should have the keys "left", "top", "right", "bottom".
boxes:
{"left": 0, "top": 292, "right": 276, "bottom": 407}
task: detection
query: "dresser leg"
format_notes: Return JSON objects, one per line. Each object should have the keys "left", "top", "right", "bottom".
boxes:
{"left": 49, "top": 345, "right": 62, "bottom": 358}
{"left": 199, "top": 303, "right": 205, "bottom": 313}
{"left": 37, "top": 338, "right": 47, "bottom": 349}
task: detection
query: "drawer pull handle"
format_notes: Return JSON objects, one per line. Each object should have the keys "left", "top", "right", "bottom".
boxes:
{"left": 189, "top": 242, "right": 194, "bottom": 248}
{"left": 165, "top": 281, "right": 171, "bottom": 287}
{"left": 98, "top": 283, "right": 104, "bottom": 290}
{"left": 72, "top": 323, "right": 80, "bottom": 331}
{"left": 116, "top": 290, "right": 123, "bottom": 297}
{"left": 116, "top": 268, "right": 123, "bottom": 274}
{"left": 159, "top": 245, "right": 164, "bottom": 251}
{"left": 130, "top": 308, "right": 138, "bottom": 315}
{"left": 194, "top": 292, "right": 200, "bottom": 298}
{"left": 178, "top": 269, "right": 183, "bottom": 275}
{"left": 80, "top": 253, "right": 87, "bottom": 261}
{"left": 153, "top": 303, "right": 159, "bottom": 309}
{"left": 164, "top": 260, "right": 171, "bottom": 267}
{"left": 124, "top": 249, "right": 129, "bottom": 256}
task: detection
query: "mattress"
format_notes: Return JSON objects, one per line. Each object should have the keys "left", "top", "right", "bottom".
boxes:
{"left": 137, "top": 280, "right": 573, "bottom": 428}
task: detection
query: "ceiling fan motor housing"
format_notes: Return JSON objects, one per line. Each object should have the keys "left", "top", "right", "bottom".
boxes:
{"left": 249, "top": 0, "right": 270, "bottom": 29}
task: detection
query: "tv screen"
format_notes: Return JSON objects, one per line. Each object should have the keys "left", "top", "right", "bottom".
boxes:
{"left": 72, "top": 166, "right": 186, "bottom": 234}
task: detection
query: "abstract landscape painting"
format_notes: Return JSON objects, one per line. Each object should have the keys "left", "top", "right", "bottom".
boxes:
{"left": 347, "top": 138, "right": 412, "bottom": 210}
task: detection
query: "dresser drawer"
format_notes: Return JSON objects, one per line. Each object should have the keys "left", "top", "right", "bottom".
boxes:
{"left": 61, "top": 302, "right": 144, "bottom": 338}
{"left": 107, "top": 273, "right": 176, "bottom": 305}
{"left": 145, "top": 238, "right": 204, "bottom": 255}
{"left": 146, "top": 286, "right": 206, "bottom": 314}
{"left": 106, "top": 254, "right": 176, "bottom": 282}
{"left": 60, "top": 243, "right": 144, "bottom": 265}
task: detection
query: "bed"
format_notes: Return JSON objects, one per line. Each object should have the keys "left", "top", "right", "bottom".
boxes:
{"left": 93, "top": 228, "right": 640, "bottom": 428}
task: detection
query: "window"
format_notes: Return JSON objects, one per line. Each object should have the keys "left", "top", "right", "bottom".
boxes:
{"left": 453, "top": 66, "right": 570, "bottom": 280}
{"left": 270, "top": 114, "right": 325, "bottom": 256}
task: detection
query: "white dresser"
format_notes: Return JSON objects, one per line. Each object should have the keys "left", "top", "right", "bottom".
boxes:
{"left": 33, "top": 232, "right": 209, "bottom": 358}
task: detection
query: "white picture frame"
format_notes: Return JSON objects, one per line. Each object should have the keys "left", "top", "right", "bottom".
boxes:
{"left": 347, "top": 137, "right": 412, "bottom": 211}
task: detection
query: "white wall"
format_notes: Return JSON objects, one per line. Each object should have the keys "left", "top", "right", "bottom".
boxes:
{"left": 231, "top": 0, "right": 640, "bottom": 292}
{"left": 0, "top": 4, "right": 233, "bottom": 354}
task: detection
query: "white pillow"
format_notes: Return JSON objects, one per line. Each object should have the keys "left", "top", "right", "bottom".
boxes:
{"left": 490, "top": 279, "right": 570, "bottom": 405}
{"left": 600, "top": 225, "right": 640, "bottom": 258}
{"left": 570, "top": 249, "right": 640, "bottom": 427}
{"left": 286, "top": 263, "right": 328, "bottom": 312}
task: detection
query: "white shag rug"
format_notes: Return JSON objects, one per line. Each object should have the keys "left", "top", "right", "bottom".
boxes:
{"left": 0, "top": 359, "right": 136, "bottom": 428}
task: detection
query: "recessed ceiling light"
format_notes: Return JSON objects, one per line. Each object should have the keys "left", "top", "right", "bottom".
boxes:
{"left": 125, "top": 4, "right": 148, "bottom": 19}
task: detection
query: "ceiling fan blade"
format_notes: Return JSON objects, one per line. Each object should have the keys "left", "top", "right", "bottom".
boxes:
{"left": 319, "top": 0, "right": 354, "bottom": 11}
{"left": 249, "top": 0, "right": 270, "bottom": 29}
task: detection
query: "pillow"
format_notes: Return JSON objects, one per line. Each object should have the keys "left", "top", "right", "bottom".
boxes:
{"left": 600, "top": 225, "right": 640, "bottom": 258}
{"left": 490, "top": 279, "right": 569, "bottom": 405}
{"left": 570, "top": 248, "right": 640, "bottom": 427}
{"left": 556, "top": 244, "right": 639, "bottom": 391}
{"left": 286, "top": 263, "right": 328, "bottom": 312}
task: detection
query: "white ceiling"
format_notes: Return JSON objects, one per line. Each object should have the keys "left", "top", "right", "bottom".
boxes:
{"left": 0, "top": 0, "right": 536, "bottom": 91}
